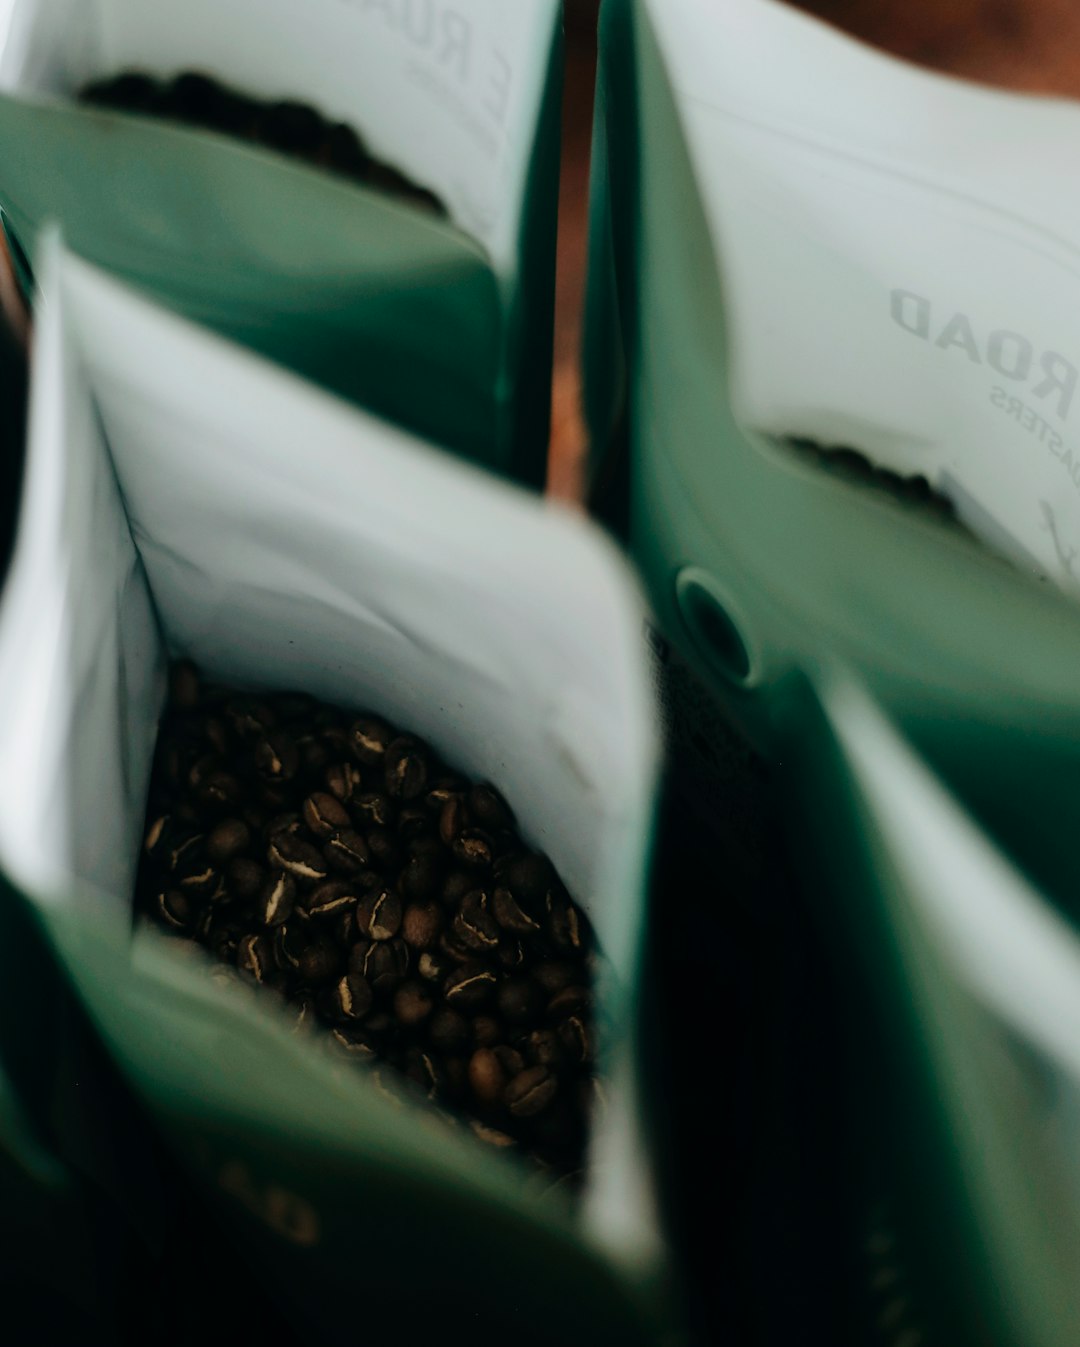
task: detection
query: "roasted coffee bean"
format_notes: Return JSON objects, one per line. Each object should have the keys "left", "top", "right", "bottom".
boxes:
{"left": 443, "top": 963, "right": 496, "bottom": 1010}
{"left": 402, "top": 1048, "right": 441, "bottom": 1099}
{"left": 492, "top": 886, "right": 540, "bottom": 935}
{"left": 331, "top": 972, "right": 373, "bottom": 1022}
{"left": 256, "top": 870, "right": 296, "bottom": 927}
{"left": 290, "top": 996, "right": 317, "bottom": 1034}
{"left": 393, "top": 981, "right": 434, "bottom": 1028}
{"left": 533, "top": 961, "right": 577, "bottom": 996}
{"left": 349, "top": 716, "right": 393, "bottom": 765}
{"left": 495, "top": 852, "right": 553, "bottom": 906}
{"left": 267, "top": 833, "right": 328, "bottom": 883}
{"left": 384, "top": 737, "right": 428, "bottom": 800}
{"left": 364, "top": 939, "right": 410, "bottom": 995}
{"left": 295, "top": 939, "right": 340, "bottom": 986}
{"left": 356, "top": 888, "right": 402, "bottom": 942}
{"left": 399, "top": 851, "right": 441, "bottom": 901}
{"left": 468, "top": 1048, "right": 508, "bottom": 1106}
{"left": 365, "top": 827, "right": 400, "bottom": 872}
{"left": 557, "top": 1016, "right": 590, "bottom": 1065}
{"left": 353, "top": 791, "right": 393, "bottom": 828}
{"left": 438, "top": 930, "right": 475, "bottom": 965}
{"left": 547, "top": 895, "right": 585, "bottom": 952}
{"left": 441, "top": 870, "right": 473, "bottom": 908}
{"left": 438, "top": 795, "right": 468, "bottom": 847}
{"left": 274, "top": 924, "right": 306, "bottom": 973}
{"left": 226, "top": 857, "right": 264, "bottom": 900}
{"left": 178, "top": 862, "right": 219, "bottom": 899}
{"left": 496, "top": 939, "right": 528, "bottom": 971}
{"left": 425, "top": 779, "right": 465, "bottom": 811}
{"left": 303, "top": 879, "right": 356, "bottom": 921}
{"left": 323, "top": 830, "right": 370, "bottom": 877}
{"left": 329, "top": 1027, "right": 377, "bottom": 1059}
{"left": 168, "top": 832, "right": 204, "bottom": 874}
{"left": 525, "top": 1030, "right": 564, "bottom": 1069}
{"left": 156, "top": 888, "right": 195, "bottom": 932}
{"left": 428, "top": 1008, "right": 469, "bottom": 1054}
{"left": 302, "top": 792, "right": 350, "bottom": 838}
{"left": 397, "top": 808, "right": 430, "bottom": 842}
{"left": 496, "top": 979, "right": 542, "bottom": 1025}
{"left": 471, "top": 1015, "right": 501, "bottom": 1049}
{"left": 417, "top": 949, "right": 451, "bottom": 984}
{"left": 504, "top": 1065, "right": 558, "bottom": 1119}
{"left": 401, "top": 900, "right": 442, "bottom": 950}
{"left": 452, "top": 829, "right": 493, "bottom": 869}
{"left": 453, "top": 890, "right": 500, "bottom": 953}
{"left": 324, "top": 762, "right": 363, "bottom": 803}
{"left": 253, "top": 732, "right": 299, "bottom": 782}
{"left": 469, "top": 1121, "right": 516, "bottom": 1149}
{"left": 237, "top": 933, "right": 275, "bottom": 984}
{"left": 547, "top": 986, "right": 591, "bottom": 1020}
{"left": 205, "top": 818, "right": 251, "bottom": 865}
{"left": 468, "top": 784, "right": 514, "bottom": 831}
{"left": 144, "top": 813, "right": 172, "bottom": 861}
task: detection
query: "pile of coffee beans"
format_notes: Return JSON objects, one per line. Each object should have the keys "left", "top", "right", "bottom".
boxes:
{"left": 80, "top": 71, "right": 445, "bottom": 215}
{"left": 138, "top": 663, "right": 598, "bottom": 1179}
{"left": 788, "top": 437, "right": 959, "bottom": 523}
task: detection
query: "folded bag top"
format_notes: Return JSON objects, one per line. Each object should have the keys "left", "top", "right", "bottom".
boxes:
{"left": 589, "top": 0, "right": 1080, "bottom": 769}
{"left": 0, "top": 0, "right": 563, "bottom": 481}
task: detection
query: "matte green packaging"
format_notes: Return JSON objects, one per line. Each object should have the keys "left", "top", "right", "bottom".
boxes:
{"left": 0, "top": 0, "right": 563, "bottom": 483}
{"left": 0, "top": 232, "right": 668, "bottom": 1346}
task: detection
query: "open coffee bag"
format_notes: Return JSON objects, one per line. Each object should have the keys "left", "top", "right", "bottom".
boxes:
{"left": 0, "top": 0, "right": 561, "bottom": 482}
{"left": 586, "top": 0, "right": 1080, "bottom": 759}
{"left": 0, "top": 232, "right": 667, "bottom": 1347}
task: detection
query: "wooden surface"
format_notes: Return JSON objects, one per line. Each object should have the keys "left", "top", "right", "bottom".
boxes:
{"left": 547, "top": 0, "right": 1080, "bottom": 502}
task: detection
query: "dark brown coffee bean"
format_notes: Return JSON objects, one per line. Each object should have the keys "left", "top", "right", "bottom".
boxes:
{"left": 237, "top": 933, "right": 275, "bottom": 984}
{"left": 557, "top": 1016, "right": 591, "bottom": 1065}
{"left": 397, "top": 807, "right": 430, "bottom": 842}
{"left": 329, "top": 1027, "right": 377, "bottom": 1060}
{"left": 353, "top": 791, "right": 393, "bottom": 828}
{"left": 393, "top": 980, "right": 434, "bottom": 1028}
{"left": 304, "top": 879, "right": 357, "bottom": 921}
{"left": 533, "top": 962, "right": 577, "bottom": 996}
{"left": 496, "top": 979, "right": 542, "bottom": 1025}
{"left": 224, "top": 697, "right": 277, "bottom": 740}
{"left": 167, "top": 832, "right": 204, "bottom": 874}
{"left": 347, "top": 939, "right": 372, "bottom": 975}
{"left": 178, "top": 862, "right": 219, "bottom": 899}
{"left": 438, "top": 795, "right": 467, "bottom": 847}
{"left": 525, "top": 1030, "right": 565, "bottom": 1069}
{"left": 452, "top": 829, "right": 493, "bottom": 869}
{"left": 492, "top": 887, "right": 540, "bottom": 935}
{"left": 290, "top": 995, "right": 317, "bottom": 1034}
{"left": 469, "top": 1121, "right": 516, "bottom": 1149}
{"left": 504, "top": 1065, "right": 558, "bottom": 1119}
{"left": 496, "top": 939, "right": 528, "bottom": 971}
{"left": 495, "top": 852, "right": 554, "bottom": 905}
{"left": 453, "top": 891, "right": 500, "bottom": 953}
{"left": 468, "top": 1048, "right": 508, "bottom": 1106}
{"left": 438, "top": 930, "right": 475, "bottom": 965}
{"left": 441, "top": 871, "right": 473, "bottom": 908}
{"left": 384, "top": 737, "right": 429, "bottom": 800}
{"left": 471, "top": 1015, "right": 501, "bottom": 1049}
{"left": 444, "top": 963, "right": 497, "bottom": 1009}
{"left": 331, "top": 972, "right": 373, "bottom": 1022}
{"left": 349, "top": 716, "right": 393, "bottom": 765}
{"left": 402, "top": 901, "right": 442, "bottom": 950}
{"left": 302, "top": 792, "right": 350, "bottom": 838}
{"left": 323, "top": 830, "right": 371, "bottom": 877}
{"left": 205, "top": 818, "right": 251, "bottom": 865}
{"left": 295, "top": 939, "right": 340, "bottom": 986}
{"left": 468, "top": 783, "right": 514, "bottom": 831}
{"left": 226, "top": 857, "right": 264, "bottom": 900}
{"left": 417, "top": 949, "right": 451, "bottom": 983}
{"left": 263, "top": 812, "right": 301, "bottom": 842}
{"left": 253, "top": 732, "right": 299, "bottom": 783}
{"left": 267, "top": 833, "right": 328, "bottom": 883}
{"left": 547, "top": 896, "right": 585, "bottom": 953}
{"left": 365, "top": 828, "right": 400, "bottom": 872}
{"left": 144, "top": 813, "right": 172, "bottom": 860}
{"left": 363, "top": 938, "right": 410, "bottom": 995}
{"left": 256, "top": 870, "right": 296, "bottom": 927}
{"left": 399, "top": 851, "right": 440, "bottom": 901}
{"left": 156, "top": 889, "right": 195, "bottom": 932}
{"left": 274, "top": 924, "right": 306, "bottom": 972}
{"left": 425, "top": 779, "right": 466, "bottom": 811}
{"left": 325, "top": 762, "right": 363, "bottom": 803}
{"left": 356, "top": 888, "right": 402, "bottom": 942}
{"left": 547, "top": 986, "right": 591, "bottom": 1020}
{"left": 428, "top": 1008, "right": 469, "bottom": 1053}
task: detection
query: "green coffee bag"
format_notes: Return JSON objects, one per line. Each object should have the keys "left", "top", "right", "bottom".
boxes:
{"left": 0, "top": 232, "right": 668, "bottom": 1346}
{"left": 0, "top": 0, "right": 562, "bottom": 483}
